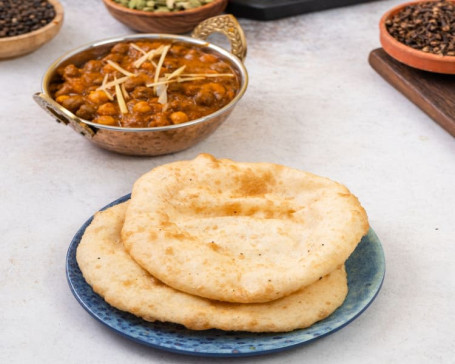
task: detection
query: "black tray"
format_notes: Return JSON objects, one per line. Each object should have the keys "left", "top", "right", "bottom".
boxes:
{"left": 226, "top": 0, "right": 379, "bottom": 20}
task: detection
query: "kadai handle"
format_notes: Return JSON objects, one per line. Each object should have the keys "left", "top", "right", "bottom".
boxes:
{"left": 192, "top": 14, "right": 247, "bottom": 61}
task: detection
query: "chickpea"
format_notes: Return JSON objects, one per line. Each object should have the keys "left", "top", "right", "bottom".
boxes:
{"left": 207, "top": 83, "right": 226, "bottom": 99}
{"left": 170, "top": 45, "right": 186, "bottom": 56}
{"left": 76, "top": 104, "right": 96, "bottom": 120}
{"left": 169, "top": 99, "right": 192, "bottom": 110}
{"left": 210, "top": 62, "right": 230, "bottom": 73}
{"left": 83, "top": 73, "right": 104, "bottom": 86}
{"left": 147, "top": 100, "right": 163, "bottom": 114}
{"left": 111, "top": 42, "right": 129, "bottom": 54}
{"left": 88, "top": 90, "right": 109, "bottom": 104}
{"left": 102, "top": 64, "right": 117, "bottom": 74}
{"left": 55, "top": 83, "right": 73, "bottom": 97}
{"left": 199, "top": 53, "right": 219, "bottom": 63}
{"left": 102, "top": 53, "right": 123, "bottom": 63}
{"left": 55, "top": 95, "right": 70, "bottom": 104}
{"left": 152, "top": 114, "right": 169, "bottom": 127}
{"left": 131, "top": 86, "right": 155, "bottom": 100}
{"left": 83, "top": 60, "right": 103, "bottom": 72}
{"left": 63, "top": 64, "right": 80, "bottom": 78}
{"left": 194, "top": 83, "right": 227, "bottom": 106}
{"left": 167, "top": 82, "right": 183, "bottom": 93}
{"left": 69, "top": 79, "right": 86, "bottom": 94}
{"left": 133, "top": 101, "right": 152, "bottom": 114}
{"left": 195, "top": 91, "right": 214, "bottom": 106}
{"left": 94, "top": 115, "right": 116, "bottom": 125}
{"left": 123, "top": 74, "right": 147, "bottom": 91}
{"left": 141, "top": 61, "right": 155, "bottom": 71}
{"left": 170, "top": 111, "right": 189, "bottom": 124}
{"left": 184, "top": 49, "right": 198, "bottom": 60}
{"left": 61, "top": 95, "right": 85, "bottom": 112}
{"left": 182, "top": 84, "right": 199, "bottom": 96}
{"left": 97, "top": 103, "right": 117, "bottom": 116}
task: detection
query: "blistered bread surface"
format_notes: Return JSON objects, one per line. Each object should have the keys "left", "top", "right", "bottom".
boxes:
{"left": 122, "top": 154, "right": 369, "bottom": 303}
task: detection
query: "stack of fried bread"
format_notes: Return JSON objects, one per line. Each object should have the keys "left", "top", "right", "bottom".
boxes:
{"left": 76, "top": 154, "right": 369, "bottom": 332}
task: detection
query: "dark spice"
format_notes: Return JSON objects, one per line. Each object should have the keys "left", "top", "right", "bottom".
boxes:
{"left": 386, "top": 0, "right": 455, "bottom": 56}
{"left": 0, "top": 0, "right": 56, "bottom": 38}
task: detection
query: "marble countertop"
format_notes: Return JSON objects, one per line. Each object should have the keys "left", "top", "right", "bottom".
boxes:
{"left": 1, "top": 0, "right": 454, "bottom": 363}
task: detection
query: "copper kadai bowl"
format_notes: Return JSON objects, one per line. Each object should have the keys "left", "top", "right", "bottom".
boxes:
{"left": 34, "top": 15, "right": 248, "bottom": 156}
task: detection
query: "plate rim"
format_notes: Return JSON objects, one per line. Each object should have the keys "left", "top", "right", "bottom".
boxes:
{"left": 66, "top": 194, "right": 385, "bottom": 357}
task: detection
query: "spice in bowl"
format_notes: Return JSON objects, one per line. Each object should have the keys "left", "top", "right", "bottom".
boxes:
{"left": 385, "top": 0, "right": 455, "bottom": 56}
{"left": 0, "top": 0, "right": 56, "bottom": 38}
{"left": 113, "top": 0, "right": 215, "bottom": 12}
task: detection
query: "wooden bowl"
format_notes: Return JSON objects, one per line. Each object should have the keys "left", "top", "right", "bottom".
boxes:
{"left": 380, "top": 0, "right": 455, "bottom": 74}
{"left": 0, "top": 0, "right": 64, "bottom": 60}
{"left": 102, "top": 0, "right": 228, "bottom": 34}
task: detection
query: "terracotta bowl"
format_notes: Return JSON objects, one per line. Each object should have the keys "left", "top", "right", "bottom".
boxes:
{"left": 102, "top": 0, "right": 228, "bottom": 34}
{"left": 380, "top": 0, "right": 455, "bottom": 74}
{"left": 0, "top": 0, "right": 64, "bottom": 60}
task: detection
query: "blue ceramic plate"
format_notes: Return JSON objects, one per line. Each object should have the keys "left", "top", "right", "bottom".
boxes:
{"left": 66, "top": 194, "right": 385, "bottom": 357}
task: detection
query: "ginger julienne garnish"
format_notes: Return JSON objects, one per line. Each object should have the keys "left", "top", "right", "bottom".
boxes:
{"left": 52, "top": 41, "right": 240, "bottom": 128}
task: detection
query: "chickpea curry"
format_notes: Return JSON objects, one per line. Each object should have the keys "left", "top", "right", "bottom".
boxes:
{"left": 51, "top": 41, "right": 240, "bottom": 128}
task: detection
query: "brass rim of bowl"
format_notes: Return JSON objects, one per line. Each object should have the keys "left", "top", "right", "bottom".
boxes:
{"left": 103, "top": 0, "right": 226, "bottom": 17}
{"left": 41, "top": 33, "right": 248, "bottom": 133}
{"left": 0, "top": 0, "right": 63, "bottom": 44}
{"left": 380, "top": 0, "right": 455, "bottom": 63}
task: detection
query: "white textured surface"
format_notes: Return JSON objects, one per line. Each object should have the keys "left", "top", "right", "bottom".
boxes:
{"left": 1, "top": 0, "right": 454, "bottom": 363}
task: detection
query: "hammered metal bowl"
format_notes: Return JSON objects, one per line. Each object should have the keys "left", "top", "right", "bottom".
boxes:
{"left": 34, "top": 15, "right": 248, "bottom": 156}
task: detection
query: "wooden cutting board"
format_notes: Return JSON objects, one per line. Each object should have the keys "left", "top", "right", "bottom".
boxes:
{"left": 369, "top": 48, "right": 455, "bottom": 137}
{"left": 226, "top": 0, "right": 379, "bottom": 20}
